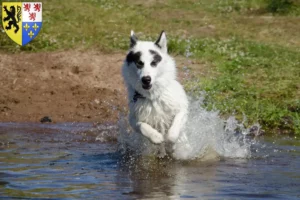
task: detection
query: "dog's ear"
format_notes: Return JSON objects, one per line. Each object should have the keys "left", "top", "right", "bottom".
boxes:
{"left": 130, "top": 30, "right": 138, "bottom": 48}
{"left": 155, "top": 31, "right": 167, "bottom": 53}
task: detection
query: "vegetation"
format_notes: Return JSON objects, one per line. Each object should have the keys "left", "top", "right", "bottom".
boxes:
{"left": 202, "top": 0, "right": 300, "bottom": 15}
{"left": 0, "top": 0, "right": 299, "bottom": 134}
{"left": 266, "top": 0, "right": 298, "bottom": 14}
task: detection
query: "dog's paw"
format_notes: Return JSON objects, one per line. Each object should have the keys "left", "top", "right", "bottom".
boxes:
{"left": 166, "top": 134, "right": 178, "bottom": 143}
{"left": 166, "top": 129, "right": 180, "bottom": 143}
{"left": 138, "top": 122, "right": 164, "bottom": 144}
{"left": 157, "top": 144, "right": 167, "bottom": 158}
{"left": 150, "top": 133, "right": 164, "bottom": 144}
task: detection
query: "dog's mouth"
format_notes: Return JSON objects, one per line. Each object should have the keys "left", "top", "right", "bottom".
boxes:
{"left": 142, "top": 84, "right": 152, "bottom": 90}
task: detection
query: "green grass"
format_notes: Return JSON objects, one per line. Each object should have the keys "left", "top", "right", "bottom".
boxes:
{"left": 200, "top": 0, "right": 300, "bottom": 15}
{"left": 178, "top": 38, "right": 300, "bottom": 134}
{"left": 0, "top": 0, "right": 299, "bottom": 134}
{"left": 2, "top": 0, "right": 300, "bottom": 51}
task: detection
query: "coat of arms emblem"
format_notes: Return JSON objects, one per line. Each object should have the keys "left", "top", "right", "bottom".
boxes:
{"left": 2, "top": 2, "right": 42, "bottom": 46}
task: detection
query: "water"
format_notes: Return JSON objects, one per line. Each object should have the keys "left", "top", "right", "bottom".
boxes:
{"left": 1, "top": 120, "right": 300, "bottom": 199}
{"left": 118, "top": 98, "right": 252, "bottom": 160}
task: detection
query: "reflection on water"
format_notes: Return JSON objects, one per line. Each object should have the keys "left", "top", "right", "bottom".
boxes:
{"left": 0, "top": 123, "right": 300, "bottom": 199}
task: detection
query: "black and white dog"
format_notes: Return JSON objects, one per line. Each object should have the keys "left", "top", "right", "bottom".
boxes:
{"left": 122, "top": 31, "right": 189, "bottom": 157}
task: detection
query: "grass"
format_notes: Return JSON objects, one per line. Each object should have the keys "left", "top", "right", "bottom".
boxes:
{"left": 179, "top": 38, "right": 300, "bottom": 134}
{"left": 0, "top": 0, "right": 299, "bottom": 134}
{"left": 201, "top": 0, "right": 300, "bottom": 15}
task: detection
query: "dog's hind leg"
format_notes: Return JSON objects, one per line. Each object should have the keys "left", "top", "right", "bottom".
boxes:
{"left": 137, "top": 122, "right": 164, "bottom": 144}
{"left": 158, "top": 143, "right": 167, "bottom": 158}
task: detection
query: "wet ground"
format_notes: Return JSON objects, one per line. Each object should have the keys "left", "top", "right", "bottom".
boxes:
{"left": 1, "top": 123, "right": 300, "bottom": 199}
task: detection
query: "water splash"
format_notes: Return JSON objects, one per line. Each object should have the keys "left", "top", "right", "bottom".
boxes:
{"left": 118, "top": 95, "right": 253, "bottom": 160}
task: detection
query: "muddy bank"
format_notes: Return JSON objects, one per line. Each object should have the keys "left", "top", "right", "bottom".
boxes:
{"left": 0, "top": 50, "right": 199, "bottom": 123}
{"left": 0, "top": 51, "right": 126, "bottom": 123}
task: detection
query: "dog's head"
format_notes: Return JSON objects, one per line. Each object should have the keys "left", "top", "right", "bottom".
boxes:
{"left": 124, "top": 30, "right": 174, "bottom": 91}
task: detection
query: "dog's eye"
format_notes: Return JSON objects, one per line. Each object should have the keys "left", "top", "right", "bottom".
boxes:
{"left": 151, "top": 61, "right": 157, "bottom": 67}
{"left": 136, "top": 61, "right": 144, "bottom": 69}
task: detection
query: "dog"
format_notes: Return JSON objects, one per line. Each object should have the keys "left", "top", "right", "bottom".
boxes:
{"left": 122, "top": 30, "right": 188, "bottom": 156}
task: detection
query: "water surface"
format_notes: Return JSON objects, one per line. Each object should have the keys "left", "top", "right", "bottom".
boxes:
{"left": 0, "top": 122, "right": 299, "bottom": 199}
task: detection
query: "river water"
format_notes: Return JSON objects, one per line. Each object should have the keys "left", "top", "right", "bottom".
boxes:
{"left": 1, "top": 121, "right": 299, "bottom": 200}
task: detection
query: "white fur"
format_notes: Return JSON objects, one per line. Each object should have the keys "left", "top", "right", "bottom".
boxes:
{"left": 122, "top": 31, "right": 188, "bottom": 154}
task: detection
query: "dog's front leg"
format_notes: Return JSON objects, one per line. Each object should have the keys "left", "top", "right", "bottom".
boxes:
{"left": 136, "top": 122, "right": 164, "bottom": 144}
{"left": 167, "top": 111, "right": 187, "bottom": 143}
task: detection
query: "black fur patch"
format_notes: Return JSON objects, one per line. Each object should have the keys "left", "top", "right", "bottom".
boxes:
{"left": 155, "top": 30, "right": 165, "bottom": 49}
{"left": 133, "top": 90, "right": 145, "bottom": 102}
{"left": 126, "top": 51, "right": 141, "bottom": 64}
{"left": 149, "top": 50, "right": 162, "bottom": 67}
{"left": 130, "top": 34, "right": 138, "bottom": 48}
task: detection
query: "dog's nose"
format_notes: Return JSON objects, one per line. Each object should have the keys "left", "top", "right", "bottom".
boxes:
{"left": 141, "top": 76, "right": 151, "bottom": 85}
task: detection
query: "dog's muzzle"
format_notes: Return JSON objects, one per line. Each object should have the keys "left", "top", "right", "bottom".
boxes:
{"left": 141, "top": 76, "right": 152, "bottom": 90}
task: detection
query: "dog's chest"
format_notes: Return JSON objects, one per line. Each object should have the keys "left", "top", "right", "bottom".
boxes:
{"left": 132, "top": 97, "right": 178, "bottom": 135}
